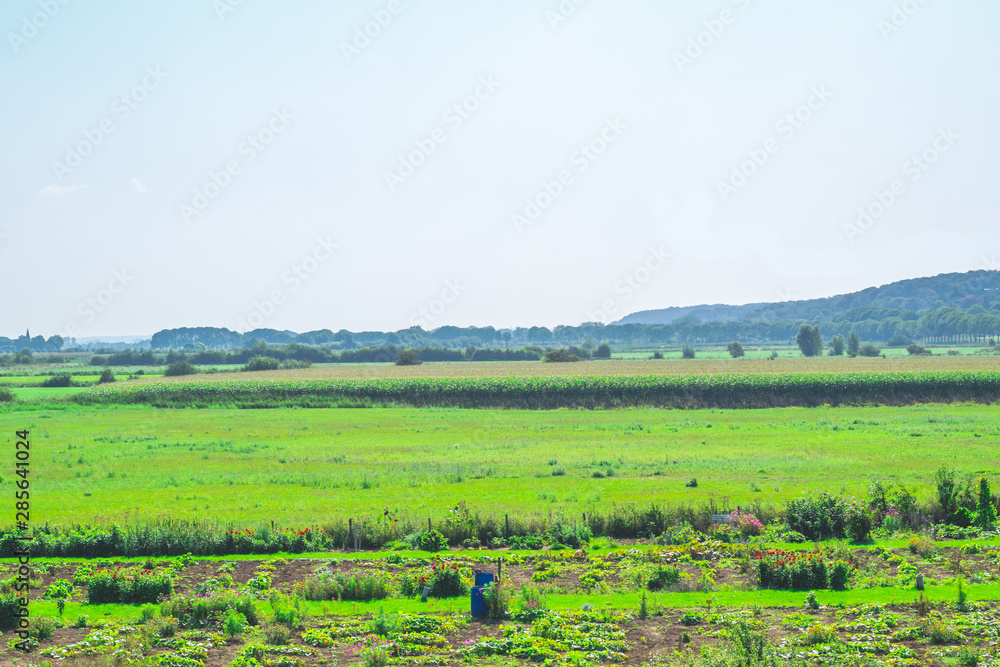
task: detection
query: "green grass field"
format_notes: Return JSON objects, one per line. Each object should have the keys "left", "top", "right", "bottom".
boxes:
{"left": 2, "top": 402, "right": 997, "bottom": 528}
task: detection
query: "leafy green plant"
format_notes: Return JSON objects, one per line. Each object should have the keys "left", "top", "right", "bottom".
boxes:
{"left": 224, "top": 608, "right": 247, "bottom": 638}
{"left": 680, "top": 611, "right": 703, "bottom": 626}
{"left": 366, "top": 606, "right": 400, "bottom": 636}
{"left": 411, "top": 529, "right": 448, "bottom": 552}
{"left": 647, "top": 565, "right": 680, "bottom": 591}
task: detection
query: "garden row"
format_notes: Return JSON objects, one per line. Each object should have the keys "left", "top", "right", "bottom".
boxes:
{"left": 4, "top": 541, "right": 1000, "bottom": 666}
{"left": 70, "top": 370, "right": 1000, "bottom": 409}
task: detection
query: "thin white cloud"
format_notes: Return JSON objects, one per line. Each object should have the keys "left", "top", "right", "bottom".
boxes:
{"left": 130, "top": 178, "right": 148, "bottom": 194}
{"left": 38, "top": 184, "right": 88, "bottom": 196}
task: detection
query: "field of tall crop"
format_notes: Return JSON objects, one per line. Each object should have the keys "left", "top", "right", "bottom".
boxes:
{"left": 69, "top": 370, "right": 1000, "bottom": 409}
{"left": 142, "top": 355, "right": 1000, "bottom": 381}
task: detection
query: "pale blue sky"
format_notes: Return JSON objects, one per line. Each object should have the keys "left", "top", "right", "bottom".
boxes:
{"left": 2, "top": 1, "right": 998, "bottom": 338}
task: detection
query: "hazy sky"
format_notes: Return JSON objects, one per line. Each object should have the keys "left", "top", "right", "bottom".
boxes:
{"left": 2, "top": 1, "right": 998, "bottom": 338}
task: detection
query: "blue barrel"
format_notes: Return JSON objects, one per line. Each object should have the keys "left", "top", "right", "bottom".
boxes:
{"left": 470, "top": 586, "right": 486, "bottom": 617}
{"left": 475, "top": 572, "right": 495, "bottom": 587}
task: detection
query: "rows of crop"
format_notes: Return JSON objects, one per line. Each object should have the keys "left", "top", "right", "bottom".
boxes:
{"left": 71, "top": 371, "right": 1000, "bottom": 409}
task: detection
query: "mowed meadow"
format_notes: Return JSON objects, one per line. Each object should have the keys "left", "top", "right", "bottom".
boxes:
{"left": 2, "top": 403, "right": 997, "bottom": 527}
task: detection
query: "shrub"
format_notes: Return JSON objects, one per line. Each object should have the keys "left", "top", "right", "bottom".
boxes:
{"left": 545, "top": 522, "right": 591, "bottom": 549}
{"left": 727, "top": 341, "right": 745, "bottom": 358}
{"left": 651, "top": 351, "right": 664, "bottom": 360}
{"left": 298, "top": 571, "right": 390, "bottom": 602}
{"left": 543, "top": 349, "right": 580, "bottom": 363}
{"left": 87, "top": 568, "right": 172, "bottom": 604}
{"left": 785, "top": 493, "right": 848, "bottom": 540}
{"left": 242, "top": 356, "right": 281, "bottom": 372}
{"left": 647, "top": 565, "right": 681, "bottom": 591}
{"left": 411, "top": 530, "right": 448, "bottom": 552}
{"left": 845, "top": 503, "right": 873, "bottom": 541}
{"left": 0, "top": 388, "right": 14, "bottom": 403}
{"left": 429, "top": 564, "right": 468, "bottom": 598}
{"left": 161, "top": 591, "right": 258, "bottom": 628}
{"left": 395, "top": 349, "right": 421, "bottom": 366}
{"left": 42, "top": 373, "right": 73, "bottom": 387}
{"left": 97, "top": 368, "right": 116, "bottom": 384}
{"left": 859, "top": 344, "right": 881, "bottom": 357}
{"left": 681, "top": 345, "right": 695, "bottom": 359}
{"left": 829, "top": 561, "right": 851, "bottom": 591}
{"left": 755, "top": 549, "right": 852, "bottom": 591}
{"left": 594, "top": 343, "right": 612, "bottom": 359}
{"left": 731, "top": 510, "right": 763, "bottom": 537}
{"left": 164, "top": 361, "right": 197, "bottom": 377}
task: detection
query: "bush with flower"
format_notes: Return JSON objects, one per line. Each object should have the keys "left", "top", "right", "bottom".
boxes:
{"left": 754, "top": 549, "right": 854, "bottom": 591}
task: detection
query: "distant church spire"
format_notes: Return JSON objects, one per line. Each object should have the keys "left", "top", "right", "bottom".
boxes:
{"left": 25, "top": 328, "right": 29, "bottom": 339}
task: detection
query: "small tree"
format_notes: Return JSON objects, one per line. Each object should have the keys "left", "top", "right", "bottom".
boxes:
{"left": 830, "top": 335, "right": 845, "bottom": 356}
{"left": 593, "top": 343, "right": 612, "bottom": 359}
{"left": 796, "top": 325, "right": 822, "bottom": 357}
{"left": 395, "top": 349, "right": 422, "bottom": 366}
{"left": 847, "top": 331, "right": 860, "bottom": 358}
{"left": 681, "top": 345, "right": 695, "bottom": 359}
{"left": 97, "top": 368, "right": 116, "bottom": 384}
{"left": 858, "top": 344, "right": 881, "bottom": 357}
{"left": 727, "top": 341, "right": 744, "bottom": 358}
{"left": 242, "top": 356, "right": 281, "bottom": 372}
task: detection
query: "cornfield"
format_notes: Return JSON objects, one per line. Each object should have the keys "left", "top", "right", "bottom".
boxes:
{"left": 74, "top": 371, "right": 1000, "bottom": 409}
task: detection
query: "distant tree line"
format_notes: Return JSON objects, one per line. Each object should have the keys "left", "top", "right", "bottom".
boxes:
{"left": 90, "top": 343, "right": 570, "bottom": 367}
{"left": 139, "top": 305, "right": 1000, "bottom": 355}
